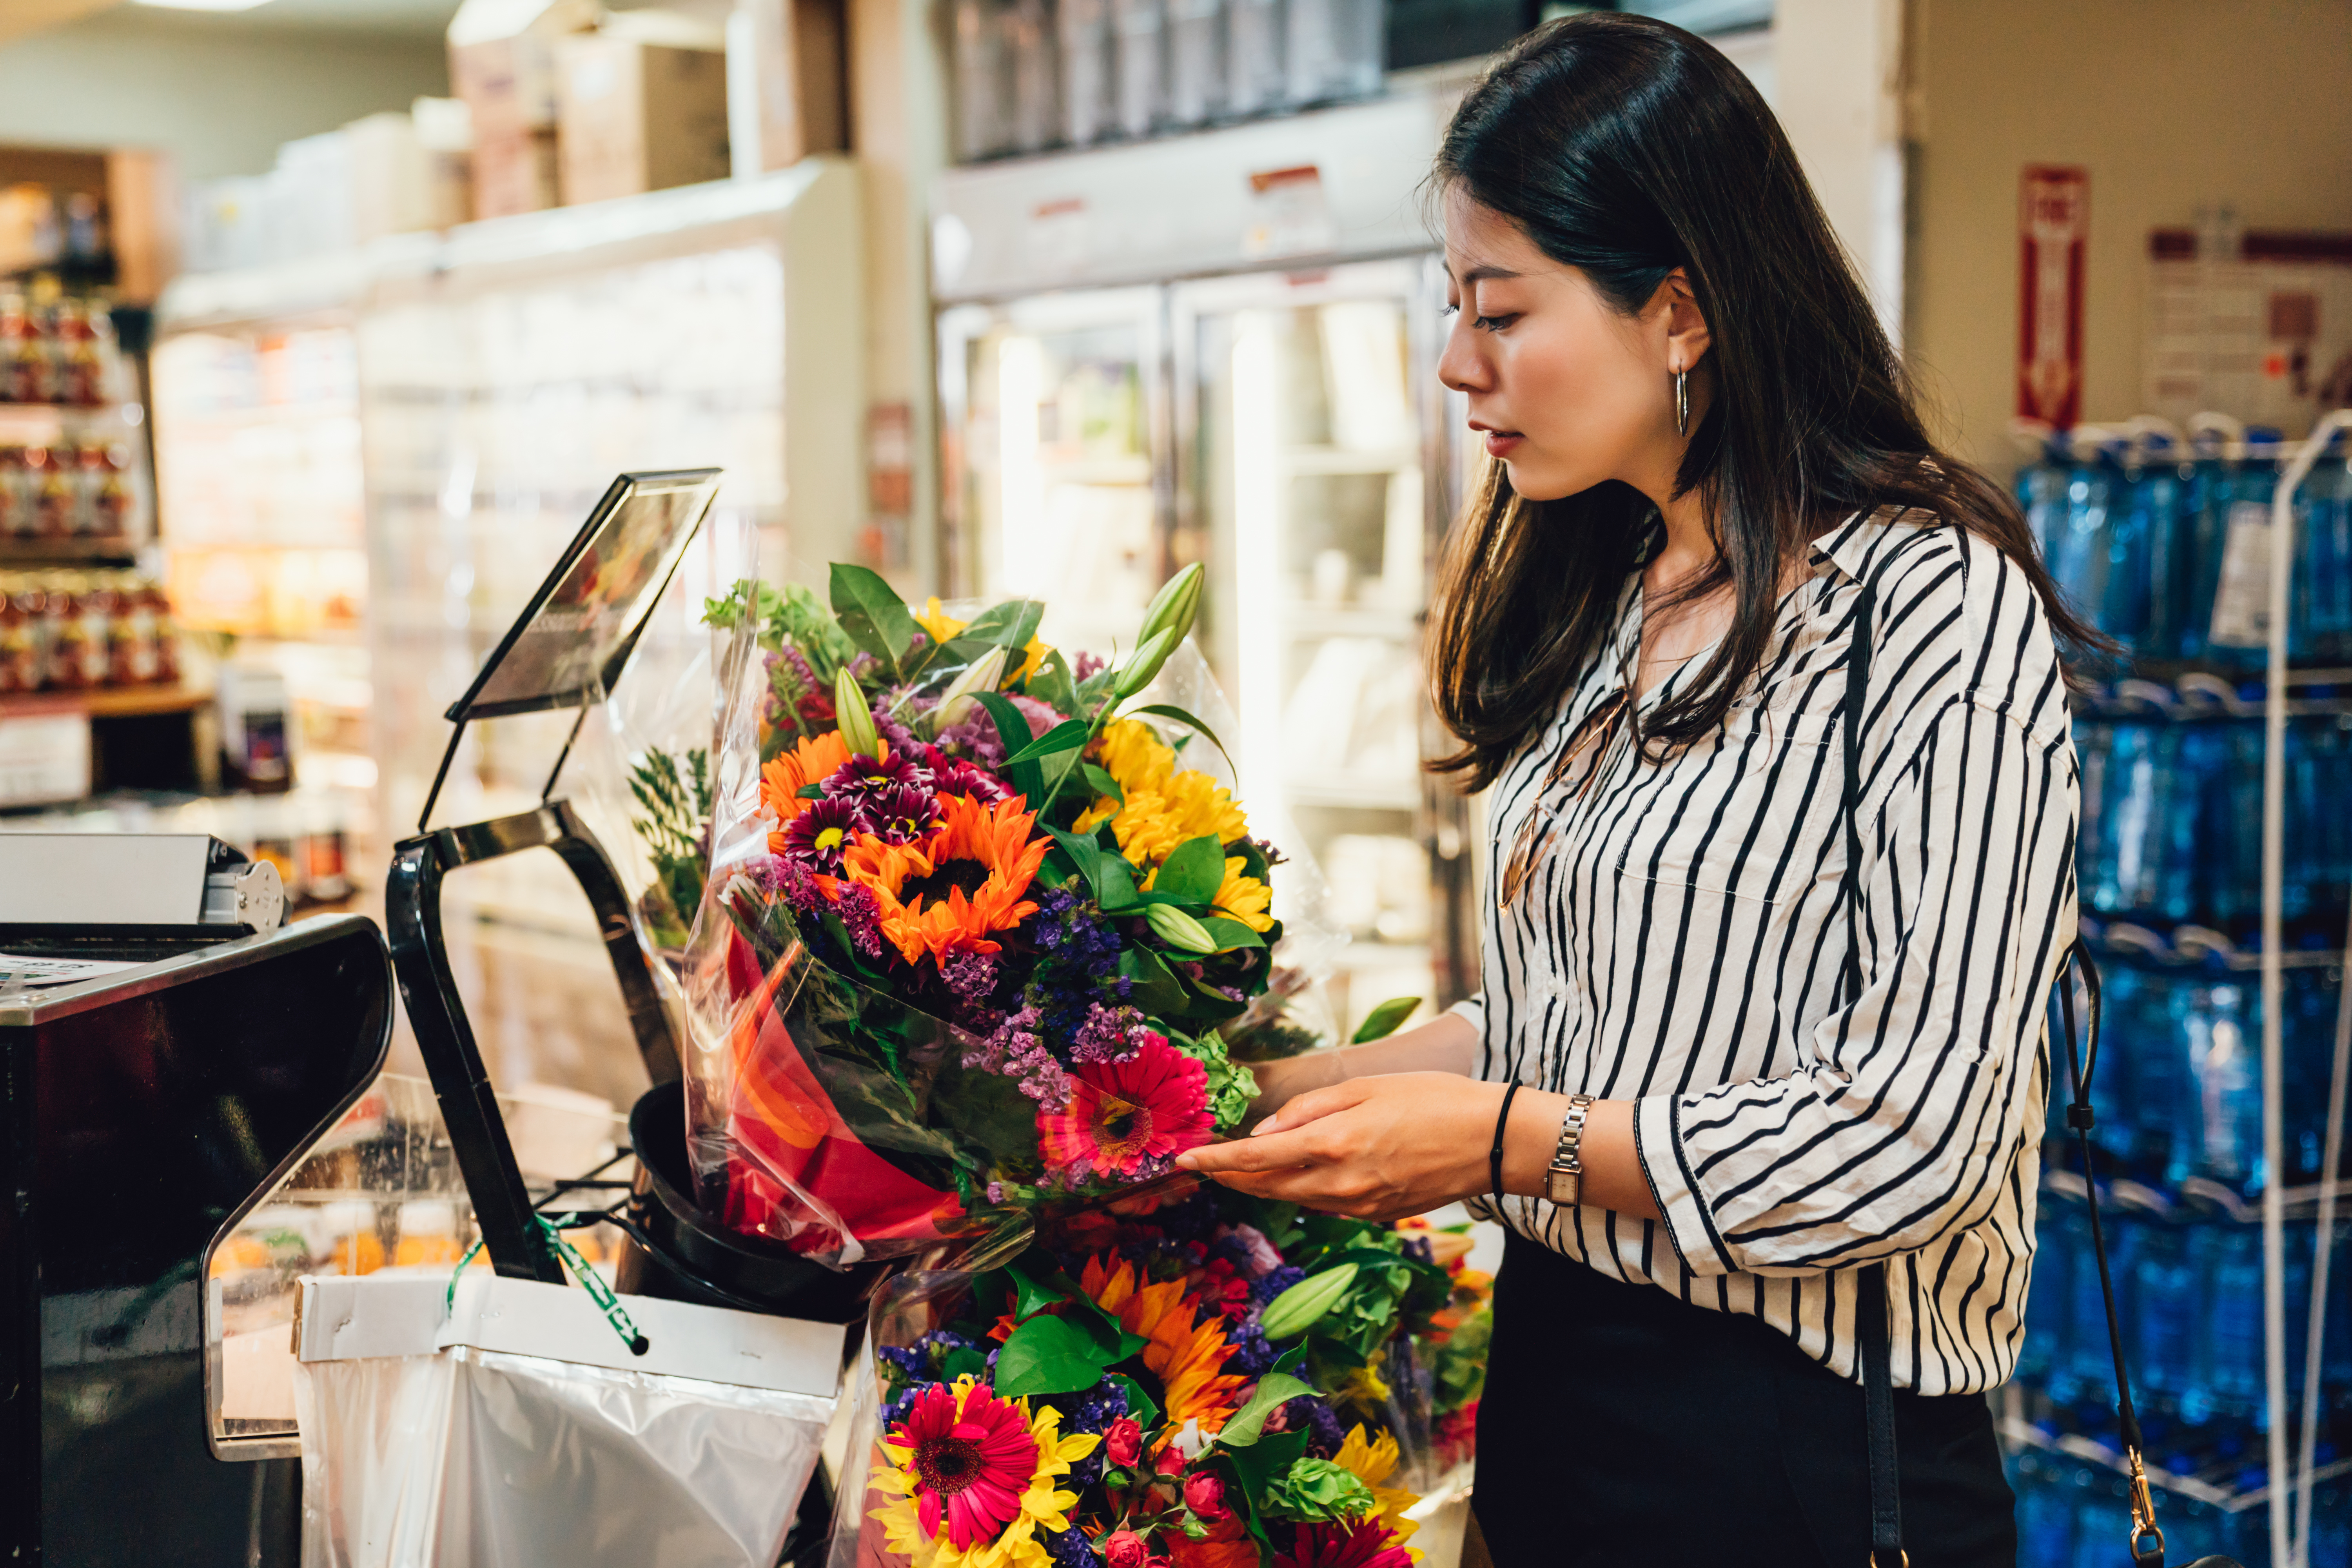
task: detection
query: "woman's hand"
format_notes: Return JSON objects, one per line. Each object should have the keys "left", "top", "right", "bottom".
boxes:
{"left": 1179, "top": 1069, "right": 1663, "bottom": 1225}
{"left": 1177, "top": 1072, "right": 1512, "bottom": 1222}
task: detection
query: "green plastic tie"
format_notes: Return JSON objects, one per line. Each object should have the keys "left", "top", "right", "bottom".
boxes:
{"left": 440, "top": 1219, "right": 649, "bottom": 1357}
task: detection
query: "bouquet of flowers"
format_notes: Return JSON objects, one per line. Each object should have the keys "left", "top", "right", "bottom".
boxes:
{"left": 675, "top": 563, "right": 1287, "bottom": 1265}
{"left": 839, "top": 1183, "right": 1463, "bottom": 1568}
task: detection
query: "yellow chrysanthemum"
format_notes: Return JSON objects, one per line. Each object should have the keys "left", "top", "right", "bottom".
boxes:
{"left": 1095, "top": 718, "right": 1175, "bottom": 797}
{"left": 917, "top": 597, "right": 969, "bottom": 646}
{"left": 1209, "top": 857, "right": 1274, "bottom": 933}
{"left": 870, "top": 1379, "right": 1100, "bottom": 1568}
{"left": 1076, "top": 773, "right": 1249, "bottom": 869}
{"left": 1332, "top": 1423, "right": 1421, "bottom": 1552}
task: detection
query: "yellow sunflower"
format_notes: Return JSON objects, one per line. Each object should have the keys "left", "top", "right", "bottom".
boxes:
{"left": 1094, "top": 717, "right": 1175, "bottom": 796}
{"left": 869, "top": 1377, "right": 1100, "bottom": 1568}
{"left": 1331, "top": 1423, "right": 1422, "bottom": 1553}
{"left": 1080, "top": 1256, "right": 1249, "bottom": 1439}
{"left": 1209, "top": 857, "right": 1274, "bottom": 933}
{"left": 1075, "top": 771, "right": 1248, "bottom": 868}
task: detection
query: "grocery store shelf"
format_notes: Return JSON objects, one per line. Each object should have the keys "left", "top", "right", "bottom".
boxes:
{"left": 0, "top": 534, "right": 143, "bottom": 563}
{"left": 0, "top": 683, "right": 209, "bottom": 720}
{"left": 0, "top": 403, "right": 138, "bottom": 441}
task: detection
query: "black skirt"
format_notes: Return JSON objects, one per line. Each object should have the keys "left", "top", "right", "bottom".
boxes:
{"left": 1472, "top": 1233, "right": 2016, "bottom": 1568}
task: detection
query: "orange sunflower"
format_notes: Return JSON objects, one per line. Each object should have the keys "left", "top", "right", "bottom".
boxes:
{"left": 818, "top": 791, "right": 1049, "bottom": 964}
{"left": 1080, "top": 1256, "right": 1249, "bottom": 1439}
{"left": 759, "top": 730, "right": 856, "bottom": 852}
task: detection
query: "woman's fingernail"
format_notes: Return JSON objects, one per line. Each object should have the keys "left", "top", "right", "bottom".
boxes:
{"left": 1252, "top": 1117, "right": 1279, "bottom": 1136}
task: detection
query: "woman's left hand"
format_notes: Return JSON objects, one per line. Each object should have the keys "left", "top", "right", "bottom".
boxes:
{"left": 1174, "top": 1072, "right": 1512, "bottom": 1222}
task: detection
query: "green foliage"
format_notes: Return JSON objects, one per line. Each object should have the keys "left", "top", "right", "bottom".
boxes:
{"left": 1210, "top": 1371, "right": 1311, "bottom": 1447}
{"left": 626, "top": 748, "right": 711, "bottom": 944}
{"left": 1431, "top": 1300, "right": 1492, "bottom": 1414}
{"left": 1260, "top": 1263, "right": 1358, "bottom": 1339}
{"left": 829, "top": 563, "right": 920, "bottom": 675}
{"left": 1262, "top": 1457, "right": 1377, "bottom": 1524}
{"left": 1350, "top": 996, "right": 1423, "bottom": 1044}
{"left": 1172, "top": 1027, "right": 1258, "bottom": 1133}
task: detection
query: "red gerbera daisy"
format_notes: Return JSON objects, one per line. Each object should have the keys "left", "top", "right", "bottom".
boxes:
{"left": 1039, "top": 1033, "right": 1212, "bottom": 1177}
{"left": 886, "top": 1380, "right": 1038, "bottom": 1551}
{"left": 1276, "top": 1521, "right": 1413, "bottom": 1568}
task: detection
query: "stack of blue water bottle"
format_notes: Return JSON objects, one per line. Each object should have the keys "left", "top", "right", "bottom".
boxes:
{"left": 2009, "top": 423, "right": 2352, "bottom": 1564}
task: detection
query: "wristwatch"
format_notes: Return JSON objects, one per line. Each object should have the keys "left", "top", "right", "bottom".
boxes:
{"left": 1544, "top": 1095, "right": 1597, "bottom": 1207}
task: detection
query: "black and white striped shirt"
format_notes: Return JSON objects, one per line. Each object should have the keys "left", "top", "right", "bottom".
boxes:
{"left": 1457, "top": 512, "right": 2078, "bottom": 1395}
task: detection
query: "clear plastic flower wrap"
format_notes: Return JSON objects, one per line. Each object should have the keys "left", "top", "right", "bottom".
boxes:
{"left": 671, "top": 564, "right": 1327, "bottom": 1269}
{"left": 819, "top": 1192, "right": 1466, "bottom": 1568}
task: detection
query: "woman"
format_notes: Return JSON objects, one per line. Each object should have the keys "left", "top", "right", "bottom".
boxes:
{"left": 1177, "top": 15, "right": 2095, "bottom": 1566}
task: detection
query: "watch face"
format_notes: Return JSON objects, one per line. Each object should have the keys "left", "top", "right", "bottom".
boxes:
{"left": 1546, "top": 1168, "right": 1579, "bottom": 1207}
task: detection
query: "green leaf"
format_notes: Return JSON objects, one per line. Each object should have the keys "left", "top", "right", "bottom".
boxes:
{"left": 828, "top": 563, "right": 919, "bottom": 671}
{"left": 1027, "top": 648, "right": 1081, "bottom": 715}
{"left": 1130, "top": 704, "right": 1238, "bottom": 772}
{"left": 1213, "top": 1372, "right": 1312, "bottom": 1448}
{"left": 1350, "top": 996, "right": 1424, "bottom": 1044}
{"left": 941, "top": 1344, "right": 989, "bottom": 1382}
{"left": 1153, "top": 834, "right": 1228, "bottom": 904}
{"left": 1096, "top": 857, "right": 1142, "bottom": 913}
{"left": 1196, "top": 916, "right": 1266, "bottom": 953}
{"left": 1117, "top": 945, "right": 1191, "bottom": 1016}
{"left": 971, "top": 691, "right": 1034, "bottom": 752}
{"left": 1223, "top": 1427, "right": 1310, "bottom": 1546}
{"left": 1108, "top": 1372, "right": 1160, "bottom": 1434}
{"left": 1080, "top": 763, "right": 1124, "bottom": 805}
{"left": 999, "top": 599, "right": 1046, "bottom": 653}
{"left": 1003, "top": 718, "right": 1091, "bottom": 766}
{"left": 1044, "top": 826, "right": 1107, "bottom": 899}
{"left": 993, "top": 1313, "right": 1122, "bottom": 1398}
{"left": 797, "top": 782, "right": 827, "bottom": 800}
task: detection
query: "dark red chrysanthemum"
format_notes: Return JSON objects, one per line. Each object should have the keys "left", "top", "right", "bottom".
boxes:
{"left": 780, "top": 795, "right": 871, "bottom": 874}
{"left": 869, "top": 781, "right": 944, "bottom": 844}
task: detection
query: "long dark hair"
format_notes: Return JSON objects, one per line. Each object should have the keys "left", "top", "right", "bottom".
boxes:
{"left": 1426, "top": 13, "right": 2098, "bottom": 790}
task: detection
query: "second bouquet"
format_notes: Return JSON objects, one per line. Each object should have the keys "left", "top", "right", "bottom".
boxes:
{"left": 677, "top": 563, "right": 1287, "bottom": 1266}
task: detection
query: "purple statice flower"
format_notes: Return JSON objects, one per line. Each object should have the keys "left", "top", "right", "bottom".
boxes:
{"left": 940, "top": 946, "right": 998, "bottom": 1005}
{"left": 1047, "top": 1525, "right": 1101, "bottom": 1568}
{"left": 1284, "top": 1394, "right": 1345, "bottom": 1459}
{"left": 1252, "top": 836, "right": 1288, "bottom": 867}
{"left": 745, "top": 853, "right": 827, "bottom": 916}
{"left": 1030, "top": 888, "right": 1125, "bottom": 980}
{"left": 1072, "top": 651, "right": 1106, "bottom": 682}
{"left": 961, "top": 1006, "right": 1070, "bottom": 1103}
{"left": 1072, "top": 1002, "right": 1150, "bottom": 1064}
{"left": 833, "top": 882, "right": 888, "bottom": 959}
{"left": 820, "top": 749, "right": 926, "bottom": 806}
{"left": 934, "top": 711, "right": 1007, "bottom": 769}
{"left": 869, "top": 781, "right": 942, "bottom": 844}
{"left": 870, "top": 698, "right": 921, "bottom": 759}
{"left": 847, "top": 651, "right": 880, "bottom": 681}
{"left": 1400, "top": 1233, "right": 1436, "bottom": 1267}
{"left": 1252, "top": 1265, "right": 1307, "bottom": 1306}
{"left": 1226, "top": 1317, "right": 1276, "bottom": 1378}
{"left": 780, "top": 795, "right": 869, "bottom": 874}
{"left": 1058, "top": 1377, "right": 1130, "bottom": 1488}
{"left": 984, "top": 1180, "right": 1005, "bottom": 1204}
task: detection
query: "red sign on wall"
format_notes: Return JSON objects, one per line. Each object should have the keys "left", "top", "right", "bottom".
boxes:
{"left": 2018, "top": 166, "right": 2089, "bottom": 428}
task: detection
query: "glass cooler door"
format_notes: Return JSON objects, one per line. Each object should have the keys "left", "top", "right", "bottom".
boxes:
{"left": 937, "top": 287, "right": 1170, "bottom": 654}
{"left": 1173, "top": 258, "right": 1471, "bottom": 1037}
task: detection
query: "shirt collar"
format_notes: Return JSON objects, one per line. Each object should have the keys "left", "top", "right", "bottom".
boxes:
{"left": 1809, "top": 509, "right": 1921, "bottom": 586}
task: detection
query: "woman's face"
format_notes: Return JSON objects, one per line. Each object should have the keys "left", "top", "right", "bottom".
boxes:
{"left": 1437, "top": 190, "right": 1699, "bottom": 504}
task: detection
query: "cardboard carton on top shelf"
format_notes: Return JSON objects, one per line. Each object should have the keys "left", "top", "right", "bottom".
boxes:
{"left": 555, "top": 30, "right": 730, "bottom": 206}
{"left": 446, "top": 0, "right": 600, "bottom": 138}
{"left": 731, "top": 0, "right": 848, "bottom": 173}
{"left": 472, "top": 129, "right": 560, "bottom": 220}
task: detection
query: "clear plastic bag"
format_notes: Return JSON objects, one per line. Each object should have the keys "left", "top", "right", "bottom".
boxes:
{"left": 292, "top": 1272, "right": 841, "bottom": 1568}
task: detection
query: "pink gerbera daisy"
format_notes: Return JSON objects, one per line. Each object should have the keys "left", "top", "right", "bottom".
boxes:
{"left": 1038, "top": 1033, "right": 1212, "bottom": 1177}
{"left": 887, "top": 1380, "right": 1038, "bottom": 1551}
{"left": 1276, "top": 1521, "right": 1414, "bottom": 1568}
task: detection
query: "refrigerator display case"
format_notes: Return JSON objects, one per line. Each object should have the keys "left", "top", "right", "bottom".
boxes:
{"left": 153, "top": 163, "right": 866, "bottom": 1106}
{"left": 933, "top": 93, "right": 1477, "bottom": 1035}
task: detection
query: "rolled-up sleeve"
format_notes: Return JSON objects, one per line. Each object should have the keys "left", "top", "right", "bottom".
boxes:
{"left": 1634, "top": 695, "right": 2075, "bottom": 1278}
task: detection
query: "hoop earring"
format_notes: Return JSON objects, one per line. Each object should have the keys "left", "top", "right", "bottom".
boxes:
{"left": 1675, "top": 369, "right": 1689, "bottom": 437}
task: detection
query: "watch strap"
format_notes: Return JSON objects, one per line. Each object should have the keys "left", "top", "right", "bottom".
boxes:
{"left": 1545, "top": 1093, "right": 1595, "bottom": 1205}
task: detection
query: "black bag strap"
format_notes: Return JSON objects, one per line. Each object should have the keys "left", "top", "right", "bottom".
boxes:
{"left": 1838, "top": 577, "right": 1904, "bottom": 1568}
{"left": 1837, "top": 565, "right": 2184, "bottom": 1568}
